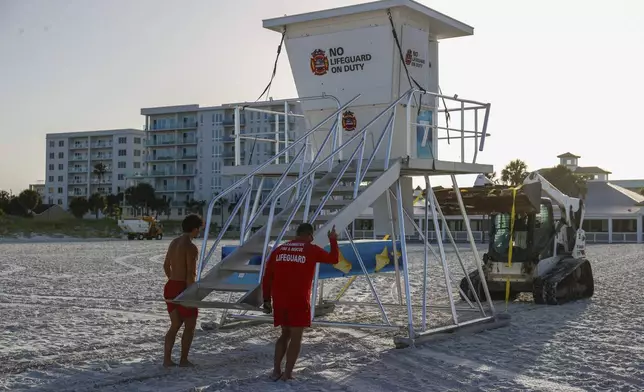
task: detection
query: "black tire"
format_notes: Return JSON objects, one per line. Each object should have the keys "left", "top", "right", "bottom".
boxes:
{"left": 156, "top": 234, "right": 163, "bottom": 240}
{"left": 127, "top": 235, "right": 134, "bottom": 240}
{"left": 137, "top": 233, "right": 144, "bottom": 240}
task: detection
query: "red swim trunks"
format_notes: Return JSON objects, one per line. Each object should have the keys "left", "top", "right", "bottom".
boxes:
{"left": 164, "top": 280, "right": 198, "bottom": 319}
{"left": 272, "top": 306, "right": 311, "bottom": 328}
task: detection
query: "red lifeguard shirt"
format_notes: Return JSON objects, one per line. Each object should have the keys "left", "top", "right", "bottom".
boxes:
{"left": 262, "top": 238, "right": 339, "bottom": 309}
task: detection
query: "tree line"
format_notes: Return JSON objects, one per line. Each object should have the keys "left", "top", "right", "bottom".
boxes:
{"left": 1, "top": 162, "right": 240, "bottom": 225}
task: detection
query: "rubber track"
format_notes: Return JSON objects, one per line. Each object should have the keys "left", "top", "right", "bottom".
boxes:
{"left": 532, "top": 258, "right": 594, "bottom": 305}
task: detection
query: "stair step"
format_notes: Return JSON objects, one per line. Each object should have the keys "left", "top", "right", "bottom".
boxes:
{"left": 197, "top": 282, "right": 258, "bottom": 292}
{"left": 220, "top": 264, "right": 262, "bottom": 273}
{"left": 169, "top": 299, "right": 260, "bottom": 311}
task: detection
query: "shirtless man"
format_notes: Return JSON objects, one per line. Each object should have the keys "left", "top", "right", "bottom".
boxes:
{"left": 163, "top": 214, "right": 203, "bottom": 367}
{"left": 261, "top": 223, "right": 339, "bottom": 381}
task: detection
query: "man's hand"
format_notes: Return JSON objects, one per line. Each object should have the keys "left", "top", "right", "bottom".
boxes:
{"left": 327, "top": 225, "right": 337, "bottom": 241}
{"left": 262, "top": 300, "right": 272, "bottom": 314}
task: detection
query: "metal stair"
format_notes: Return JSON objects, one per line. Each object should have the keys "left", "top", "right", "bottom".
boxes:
{"left": 169, "top": 91, "right": 410, "bottom": 313}
{"left": 172, "top": 160, "right": 402, "bottom": 309}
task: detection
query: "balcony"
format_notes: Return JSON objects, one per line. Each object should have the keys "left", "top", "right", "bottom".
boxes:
{"left": 68, "top": 191, "right": 87, "bottom": 197}
{"left": 146, "top": 138, "right": 176, "bottom": 146}
{"left": 222, "top": 118, "right": 246, "bottom": 126}
{"left": 91, "top": 141, "right": 113, "bottom": 149}
{"left": 147, "top": 121, "right": 198, "bottom": 131}
{"left": 151, "top": 169, "right": 175, "bottom": 176}
{"left": 176, "top": 169, "right": 196, "bottom": 176}
{"left": 68, "top": 167, "right": 88, "bottom": 173}
{"left": 146, "top": 155, "right": 175, "bottom": 162}
{"left": 70, "top": 143, "right": 89, "bottom": 149}
{"left": 70, "top": 155, "right": 88, "bottom": 161}
{"left": 91, "top": 153, "right": 112, "bottom": 160}
{"left": 91, "top": 179, "right": 112, "bottom": 184}
{"left": 177, "top": 136, "right": 197, "bottom": 145}
{"left": 69, "top": 179, "right": 87, "bottom": 185}
{"left": 177, "top": 153, "right": 197, "bottom": 160}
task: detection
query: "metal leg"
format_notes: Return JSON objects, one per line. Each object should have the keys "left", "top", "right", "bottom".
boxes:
{"left": 395, "top": 179, "right": 415, "bottom": 341}
{"left": 430, "top": 186, "right": 486, "bottom": 315}
{"left": 240, "top": 177, "right": 254, "bottom": 245}
{"left": 386, "top": 189, "right": 403, "bottom": 305}
{"left": 426, "top": 177, "right": 459, "bottom": 325}
{"left": 450, "top": 174, "right": 496, "bottom": 315}
{"left": 422, "top": 176, "right": 430, "bottom": 331}
{"left": 344, "top": 228, "right": 391, "bottom": 325}
{"left": 387, "top": 188, "right": 476, "bottom": 310}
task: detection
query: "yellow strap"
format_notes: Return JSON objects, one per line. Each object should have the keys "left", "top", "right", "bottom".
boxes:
{"left": 505, "top": 186, "right": 521, "bottom": 310}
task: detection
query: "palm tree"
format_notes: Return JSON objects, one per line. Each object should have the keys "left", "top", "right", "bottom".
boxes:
{"left": 93, "top": 163, "right": 107, "bottom": 184}
{"left": 501, "top": 159, "right": 528, "bottom": 187}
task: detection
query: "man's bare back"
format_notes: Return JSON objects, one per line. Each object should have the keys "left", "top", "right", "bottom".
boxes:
{"left": 164, "top": 234, "right": 198, "bottom": 284}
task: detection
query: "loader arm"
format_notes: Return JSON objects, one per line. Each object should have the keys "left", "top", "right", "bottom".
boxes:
{"left": 523, "top": 171, "right": 586, "bottom": 256}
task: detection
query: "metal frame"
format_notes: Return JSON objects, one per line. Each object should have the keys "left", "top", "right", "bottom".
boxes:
{"left": 188, "top": 87, "right": 508, "bottom": 346}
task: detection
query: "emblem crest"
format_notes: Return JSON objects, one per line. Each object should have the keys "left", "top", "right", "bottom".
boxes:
{"left": 405, "top": 49, "right": 413, "bottom": 66}
{"left": 342, "top": 110, "right": 357, "bottom": 132}
{"left": 310, "top": 49, "right": 329, "bottom": 76}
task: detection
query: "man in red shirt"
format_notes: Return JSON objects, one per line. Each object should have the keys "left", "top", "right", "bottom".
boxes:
{"left": 262, "top": 223, "right": 339, "bottom": 381}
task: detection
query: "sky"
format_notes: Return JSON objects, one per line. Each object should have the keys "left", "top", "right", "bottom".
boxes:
{"left": 1, "top": 0, "right": 643, "bottom": 193}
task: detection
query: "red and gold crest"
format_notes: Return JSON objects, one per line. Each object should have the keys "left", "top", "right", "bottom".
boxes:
{"left": 310, "top": 49, "right": 329, "bottom": 76}
{"left": 342, "top": 110, "right": 357, "bottom": 132}
{"left": 405, "top": 49, "right": 413, "bottom": 66}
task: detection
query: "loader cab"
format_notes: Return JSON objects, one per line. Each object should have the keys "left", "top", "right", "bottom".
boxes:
{"left": 487, "top": 198, "right": 555, "bottom": 264}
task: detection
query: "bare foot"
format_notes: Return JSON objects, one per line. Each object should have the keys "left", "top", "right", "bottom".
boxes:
{"left": 163, "top": 360, "right": 177, "bottom": 368}
{"left": 179, "top": 360, "right": 195, "bottom": 368}
{"left": 279, "top": 373, "right": 293, "bottom": 382}
{"left": 269, "top": 370, "right": 282, "bottom": 381}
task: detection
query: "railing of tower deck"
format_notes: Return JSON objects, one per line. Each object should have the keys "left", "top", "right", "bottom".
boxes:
{"left": 259, "top": 88, "right": 417, "bottom": 327}
{"left": 406, "top": 91, "right": 491, "bottom": 164}
{"left": 195, "top": 94, "right": 361, "bottom": 281}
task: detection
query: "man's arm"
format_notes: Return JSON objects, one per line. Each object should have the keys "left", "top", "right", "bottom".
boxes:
{"left": 185, "top": 244, "right": 198, "bottom": 285}
{"left": 261, "top": 251, "right": 277, "bottom": 303}
{"left": 309, "top": 237, "right": 339, "bottom": 264}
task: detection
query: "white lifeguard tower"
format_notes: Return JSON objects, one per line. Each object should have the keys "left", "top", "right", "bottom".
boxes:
{"left": 173, "top": 0, "right": 507, "bottom": 347}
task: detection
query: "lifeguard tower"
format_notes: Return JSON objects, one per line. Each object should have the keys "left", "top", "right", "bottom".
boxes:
{"left": 172, "top": 0, "right": 508, "bottom": 347}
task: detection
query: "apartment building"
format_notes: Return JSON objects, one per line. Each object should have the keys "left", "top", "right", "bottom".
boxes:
{"left": 28, "top": 182, "right": 45, "bottom": 201}
{"left": 139, "top": 99, "right": 303, "bottom": 218}
{"left": 44, "top": 129, "right": 145, "bottom": 207}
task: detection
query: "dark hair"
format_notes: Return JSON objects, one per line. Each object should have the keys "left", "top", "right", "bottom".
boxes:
{"left": 296, "top": 223, "right": 314, "bottom": 237}
{"left": 182, "top": 214, "right": 203, "bottom": 233}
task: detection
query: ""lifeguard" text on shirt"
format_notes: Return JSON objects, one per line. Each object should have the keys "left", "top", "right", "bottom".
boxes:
{"left": 276, "top": 253, "right": 307, "bottom": 264}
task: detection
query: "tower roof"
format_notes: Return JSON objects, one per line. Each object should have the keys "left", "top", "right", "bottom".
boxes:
{"left": 557, "top": 152, "right": 581, "bottom": 159}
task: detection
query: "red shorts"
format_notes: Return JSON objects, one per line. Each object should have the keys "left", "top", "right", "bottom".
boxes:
{"left": 272, "top": 306, "right": 311, "bottom": 328}
{"left": 164, "top": 280, "right": 198, "bottom": 319}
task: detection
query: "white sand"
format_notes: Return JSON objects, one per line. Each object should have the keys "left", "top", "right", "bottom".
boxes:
{"left": 1, "top": 240, "right": 643, "bottom": 391}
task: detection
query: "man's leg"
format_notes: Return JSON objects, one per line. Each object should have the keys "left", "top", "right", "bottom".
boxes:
{"left": 179, "top": 316, "right": 197, "bottom": 367}
{"left": 271, "top": 326, "right": 291, "bottom": 380}
{"left": 164, "top": 309, "right": 183, "bottom": 367}
{"left": 280, "top": 327, "right": 304, "bottom": 381}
